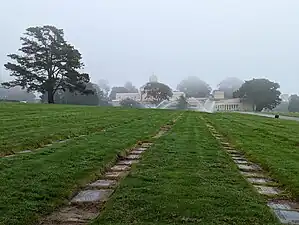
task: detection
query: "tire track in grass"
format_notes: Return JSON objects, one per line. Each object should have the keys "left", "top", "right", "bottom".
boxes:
{"left": 91, "top": 112, "right": 279, "bottom": 225}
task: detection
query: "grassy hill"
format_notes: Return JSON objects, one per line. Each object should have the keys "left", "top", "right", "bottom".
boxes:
{"left": 204, "top": 112, "right": 299, "bottom": 199}
{"left": 3, "top": 103, "right": 299, "bottom": 224}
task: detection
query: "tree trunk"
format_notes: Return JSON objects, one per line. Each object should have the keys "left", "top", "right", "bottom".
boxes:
{"left": 48, "top": 91, "right": 54, "bottom": 104}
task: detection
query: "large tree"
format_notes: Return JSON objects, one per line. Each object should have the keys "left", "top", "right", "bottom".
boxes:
{"left": 2, "top": 25, "right": 91, "bottom": 104}
{"left": 124, "top": 81, "right": 138, "bottom": 93}
{"left": 142, "top": 82, "right": 172, "bottom": 105}
{"left": 233, "top": 78, "right": 281, "bottom": 111}
{"left": 218, "top": 77, "right": 244, "bottom": 99}
{"left": 288, "top": 95, "right": 299, "bottom": 112}
{"left": 177, "top": 76, "right": 211, "bottom": 98}
{"left": 109, "top": 86, "right": 129, "bottom": 100}
{"left": 176, "top": 95, "right": 188, "bottom": 110}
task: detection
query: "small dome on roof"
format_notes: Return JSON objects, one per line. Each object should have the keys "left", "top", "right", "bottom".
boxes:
{"left": 149, "top": 73, "right": 158, "bottom": 83}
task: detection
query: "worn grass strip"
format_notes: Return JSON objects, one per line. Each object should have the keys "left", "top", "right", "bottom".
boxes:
{"left": 92, "top": 112, "right": 279, "bottom": 225}
{"left": 0, "top": 109, "right": 179, "bottom": 225}
{"left": 0, "top": 104, "right": 164, "bottom": 155}
{"left": 204, "top": 112, "right": 299, "bottom": 200}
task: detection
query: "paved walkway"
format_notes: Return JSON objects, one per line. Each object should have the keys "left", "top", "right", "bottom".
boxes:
{"left": 238, "top": 112, "right": 299, "bottom": 122}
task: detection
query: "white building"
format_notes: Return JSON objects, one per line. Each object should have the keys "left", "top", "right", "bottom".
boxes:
{"left": 212, "top": 91, "right": 253, "bottom": 112}
{"left": 171, "top": 91, "right": 185, "bottom": 100}
{"left": 115, "top": 93, "right": 141, "bottom": 101}
{"left": 215, "top": 98, "right": 241, "bottom": 111}
{"left": 213, "top": 90, "right": 225, "bottom": 100}
{"left": 111, "top": 92, "right": 141, "bottom": 106}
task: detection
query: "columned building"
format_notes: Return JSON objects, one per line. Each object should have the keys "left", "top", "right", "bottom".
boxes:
{"left": 213, "top": 91, "right": 253, "bottom": 112}
{"left": 111, "top": 81, "right": 254, "bottom": 111}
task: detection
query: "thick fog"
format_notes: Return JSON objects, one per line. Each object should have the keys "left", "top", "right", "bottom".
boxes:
{"left": 0, "top": 0, "right": 298, "bottom": 93}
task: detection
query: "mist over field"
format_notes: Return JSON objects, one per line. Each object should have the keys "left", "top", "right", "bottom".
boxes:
{"left": 0, "top": 0, "right": 299, "bottom": 94}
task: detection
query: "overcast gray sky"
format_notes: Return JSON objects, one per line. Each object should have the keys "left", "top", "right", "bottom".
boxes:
{"left": 0, "top": 0, "right": 298, "bottom": 94}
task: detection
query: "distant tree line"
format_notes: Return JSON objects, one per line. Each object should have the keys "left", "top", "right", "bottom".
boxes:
{"left": 288, "top": 95, "right": 299, "bottom": 112}
{"left": 40, "top": 82, "right": 110, "bottom": 106}
{"left": 0, "top": 85, "right": 36, "bottom": 102}
{"left": 1, "top": 25, "right": 298, "bottom": 112}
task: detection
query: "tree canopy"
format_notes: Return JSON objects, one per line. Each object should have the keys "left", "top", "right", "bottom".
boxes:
{"left": 124, "top": 81, "right": 138, "bottom": 93}
{"left": 288, "top": 95, "right": 299, "bottom": 112}
{"left": 142, "top": 82, "right": 172, "bottom": 105}
{"left": 233, "top": 78, "right": 281, "bottom": 111}
{"left": 218, "top": 77, "right": 244, "bottom": 99}
{"left": 177, "top": 76, "right": 211, "bottom": 98}
{"left": 273, "top": 102, "right": 289, "bottom": 112}
{"left": 176, "top": 95, "right": 189, "bottom": 110}
{"left": 2, "top": 25, "right": 91, "bottom": 103}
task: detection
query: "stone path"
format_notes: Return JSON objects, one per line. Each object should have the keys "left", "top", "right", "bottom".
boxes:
{"left": 205, "top": 122, "right": 299, "bottom": 224}
{"left": 40, "top": 116, "right": 181, "bottom": 225}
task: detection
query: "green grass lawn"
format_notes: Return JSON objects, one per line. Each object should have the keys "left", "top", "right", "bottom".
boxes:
{"left": 0, "top": 104, "right": 179, "bottom": 225}
{"left": 92, "top": 112, "right": 279, "bottom": 225}
{"left": 0, "top": 103, "right": 151, "bottom": 156}
{"left": 204, "top": 112, "right": 299, "bottom": 200}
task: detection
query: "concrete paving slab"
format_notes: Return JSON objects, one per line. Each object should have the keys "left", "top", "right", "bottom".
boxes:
{"left": 253, "top": 185, "right": 280, "bottom": 196}
{"left": 226, "top": 150, "right": 240, "bottom": 154}
{"left": 268, "top": 202, "right": 292, "bottom": 210}
{"left": 71, "top": 189, "right": 113, "bottom": 204}
{"left": 44, "top": 206, "right": 98, "bottom": 223}
{"left": 234, "top": 159, "right": 249, "bottom": 164}
{"left": 268, "top": 200, "right": 299, "bottom": 211}
{"left": 88, "top": 179, "right": 117, "bottom": 188}
{"left": 117, "top": 160, "right": 139, "bottom": 165}
{"left": 110, "top": 165, "right": 130, "bottom": 171}
{"left": 141, "top": 143, "right": 152, "bottom": 147}
{"left": 131, "top": 150, "right": 144, "bottom": 154}
{"left": 231, "top": 156, "right": 246, "bottom": 160}
{"left": 136, "top": 147, "right": 147, "bottom": 151}
{"left": 247, "top": 177, "right": 271, "bottom": 184}
{"left": 104, "top": 171, "right": 128, "bottom": 179}
{"left": 240, "top": 171, "right": 266, "bottom": 177}
{"left": 273, "top": 209, "right": 299, "bottom": 224}
{"left": 126, "top": 154, "right": 141, "bottom": 159}
{"left": 237, "top": 164, "right": 260, "bottom": 171}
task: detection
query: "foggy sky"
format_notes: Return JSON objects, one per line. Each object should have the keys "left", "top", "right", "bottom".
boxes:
{"left": 0, "top": 0, "right": 299, "bottom": 94}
